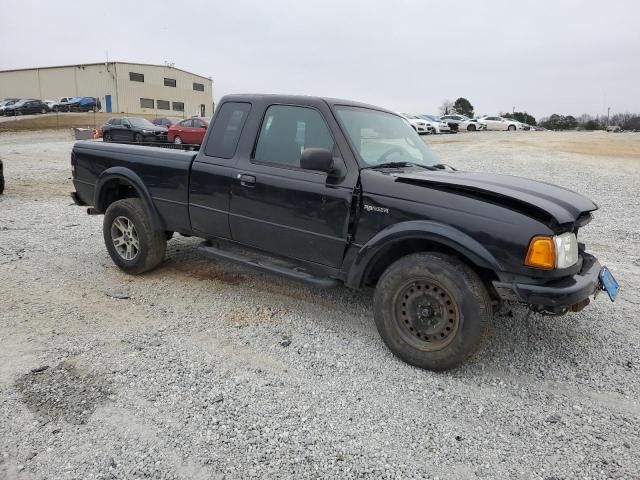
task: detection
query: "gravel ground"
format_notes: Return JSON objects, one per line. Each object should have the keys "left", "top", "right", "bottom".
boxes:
{"left": 1, "top": 129, "right": 639, "bottom": 480}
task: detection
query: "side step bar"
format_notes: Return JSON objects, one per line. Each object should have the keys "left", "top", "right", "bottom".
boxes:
{"left": 197, "top": 243, "right": 340, "bottom": 288}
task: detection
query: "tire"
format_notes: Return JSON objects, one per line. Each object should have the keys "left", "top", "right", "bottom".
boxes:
{"left": 373, "top": 252, "right": 492, "bottom": 371}
{"left": 103, "top": 132, "right": 111, "bottom": 142}
{"left": 134, "top": 133, "right": 143, "bottom": 143}
{"left": 0, "top": 175, "right": 4, "bottom": 195}
{"left": 41, "top": 108, "right": 47, "bottom": 114}
{"left": 103, "top": 198, "right": 167, "bottom": 274}
{"left": 53, "top": 106, "right": 59, "bottom": 113}
{"left": 467, "top": 124, "right": 476, "bottom": 132}
{"left": 173, "top": 136, "right": 182, "bottom": 145}
{"left": 508, "top": 125, "right": 516, "bottom": 131}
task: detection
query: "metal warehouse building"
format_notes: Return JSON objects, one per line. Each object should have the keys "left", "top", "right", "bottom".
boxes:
{"left": 0, "top": 62, "right": 213, "bottom": 117}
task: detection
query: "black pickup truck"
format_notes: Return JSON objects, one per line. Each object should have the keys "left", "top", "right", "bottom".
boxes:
{"left": 71, "top": 94, "right": 618, "bottom": 370}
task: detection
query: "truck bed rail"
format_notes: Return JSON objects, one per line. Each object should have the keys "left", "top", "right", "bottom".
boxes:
{"left": 102, "top": 140, "right": 200, "bottom": 151}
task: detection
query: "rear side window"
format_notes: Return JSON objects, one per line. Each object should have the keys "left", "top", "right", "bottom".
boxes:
{"left": 253, "top": 105, "right": 334, "bottom": 168}
{"left": 204, "top": 102, "right": 251, "bottom": 159}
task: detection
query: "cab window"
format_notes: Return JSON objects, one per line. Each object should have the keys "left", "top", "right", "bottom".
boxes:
{"left": 253, "top": 105, "right": 334, "bottom": 168}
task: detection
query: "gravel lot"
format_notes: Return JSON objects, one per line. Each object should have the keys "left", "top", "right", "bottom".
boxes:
{"left": 1, "top": 130, "right": 639, "bottom": 479}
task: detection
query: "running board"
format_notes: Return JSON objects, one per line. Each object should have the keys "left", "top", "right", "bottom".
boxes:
{"left": 197, "top": 243, "right": 340, "bottom": 288}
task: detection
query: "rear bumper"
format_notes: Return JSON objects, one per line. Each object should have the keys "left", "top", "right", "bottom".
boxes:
{"left": 492, "top": 253, "right": 601, "bottom": 308}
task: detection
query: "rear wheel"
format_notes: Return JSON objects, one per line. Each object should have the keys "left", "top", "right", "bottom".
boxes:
{"left": 373, "top": 252, "right": 492, "bottom": 371}
{"left": 53, "top": 106, "right": 59, "bottom": 113}
{"left": 103, "top": 198, "right": 166, "bottom": 274}
{"left": 173, "top": 136, "right": 182, "bottom": 145}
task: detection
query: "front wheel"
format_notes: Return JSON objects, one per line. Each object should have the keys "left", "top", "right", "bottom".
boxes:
{"left": 173, "top": 136, "right": 182, "bottom": 144}
{"left": 103, "top": 198, "right": 167, "bottom": 274}
{"left": 508, "top": 125, "right": 516, "bottom": 131}
{"left": 103, "top": 132, "right": 111, "bottom": 142}
{"left": 467, "top": 124, "right": 476, "bottom": 132}
{"left": 373, "top": 252, "right": 492, "bottom": 371}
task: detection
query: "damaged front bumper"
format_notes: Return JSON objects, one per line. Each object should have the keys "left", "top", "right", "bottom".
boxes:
{"left": 492, "top": 253, "right": 602, "bottom": 313}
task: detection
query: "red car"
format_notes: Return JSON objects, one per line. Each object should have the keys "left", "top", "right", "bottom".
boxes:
{"left": 167, "top": 117, "right": 209, "bottom": 145}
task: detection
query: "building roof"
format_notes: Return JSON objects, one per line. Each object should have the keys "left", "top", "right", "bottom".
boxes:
{"left": 0, "top": 61, "right": 212, "bottom": 82}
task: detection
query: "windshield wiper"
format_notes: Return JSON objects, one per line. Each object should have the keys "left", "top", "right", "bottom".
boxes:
{"left": 431, "top": 163, "right": 458, "bottom": 171}
{"left": 369, "top": 162, "right": 437, "bottom": 171}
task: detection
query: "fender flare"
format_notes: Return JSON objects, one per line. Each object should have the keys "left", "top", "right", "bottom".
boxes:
{"left": 345, "top": 220, "right": 503, "bottom": 288}
{"left": 94, "top": 167, "right": 165, "bottom": 230}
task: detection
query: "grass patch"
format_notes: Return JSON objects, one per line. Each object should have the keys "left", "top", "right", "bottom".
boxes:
{"left": 0, "top": 112, "right": 165, "bottom": 133}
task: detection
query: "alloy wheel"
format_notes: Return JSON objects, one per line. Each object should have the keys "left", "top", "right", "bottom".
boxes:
{"left": 110, "top": 216, "right": 140, "bottom": 260}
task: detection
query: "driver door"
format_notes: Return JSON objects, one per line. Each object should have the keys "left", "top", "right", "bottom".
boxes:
{"left": 121, "top": 119, "right": 135, "bottom": 141}
{"left": 229, "top": 104, "right": 355, "bottom": 267}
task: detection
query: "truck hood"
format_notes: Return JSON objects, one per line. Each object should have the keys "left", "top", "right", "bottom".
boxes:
{"left": 392, "top": 170, "right": 598, "bottom": 226}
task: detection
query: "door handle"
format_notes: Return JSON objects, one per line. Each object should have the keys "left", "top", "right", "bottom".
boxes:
{"left": 237, "top": 174, "right": 256, "bottom": 187}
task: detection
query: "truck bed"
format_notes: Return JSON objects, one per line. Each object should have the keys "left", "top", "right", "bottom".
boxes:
{"left": 72, "top": 140, "right": 198, "bottom": 232}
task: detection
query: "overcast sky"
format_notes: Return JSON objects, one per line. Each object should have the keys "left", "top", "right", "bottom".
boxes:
{"left": 1, "top": 0, "right": 638, "bottom": 119}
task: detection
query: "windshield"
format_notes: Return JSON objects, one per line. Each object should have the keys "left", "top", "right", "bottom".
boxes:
{"left": 128, "top": 118, "right": 156, "bottom": 128}
{"left": 335, "top": 106, "right": 438, "bottom": 168}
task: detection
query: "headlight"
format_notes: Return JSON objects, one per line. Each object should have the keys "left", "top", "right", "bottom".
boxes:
{"left": 554, "top": 232, "right": 579, "bottom": 269}
{"left": 525, "top": 233, "right": 578, "bottom": 269}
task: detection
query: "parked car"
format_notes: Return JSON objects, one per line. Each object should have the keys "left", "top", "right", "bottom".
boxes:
{"left": 0, "top": 99, "right": 20, "bottom": 114}
{"left": 399, "top": 114, "right": 433, "bottom": 135}
{"left": 441, "top": 114, "right": 487, "bottom": 132}
{"left": 101, "top": 117, "right": 167, "bottom": 143}
{"left": 478, "top": 116, "right": 521, "bottom": 131}
{"left": 71, "top": 93, "right": 616, "bottom": 372}
{"left": 67, "top": 97, "right": 101, "bottom": 112}
{"left": 44, "top": 97, "right": 76, "bottom": 112}
{"left": 419, "top": 115, "right": 451, "bottom": 133}
{"left": 0, "top": 159, "right": 4, "bottom": 195}
{"left": 152, "top": 117, "right": 182, "bottom": 128}
{"left": 0, "top": 98, "right": 20, "bottom": 108}
{"left": 2, "top": 99, "right": 50, "bottom": 116}
{"left": 167, "top": 117, "right": 210, "bottom": 144}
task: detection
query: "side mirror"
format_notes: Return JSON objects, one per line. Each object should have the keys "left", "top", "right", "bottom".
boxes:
{"left": 124, "top": 123, "right": 131, "bottom": 129}
{"left": 300, "top": 148, "right": 333, "bottom": 172}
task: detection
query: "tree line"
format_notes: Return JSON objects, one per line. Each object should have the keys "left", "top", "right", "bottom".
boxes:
{"left": 439, "top": 97, "right": 640, "bottom": 131}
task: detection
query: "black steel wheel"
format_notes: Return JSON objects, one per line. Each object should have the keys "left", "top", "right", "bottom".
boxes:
{"left": 393, "top": 279, "right": 460, "bottom": 351}
{"left": 373, "top": 252, "right": 492, "bottom": 371}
